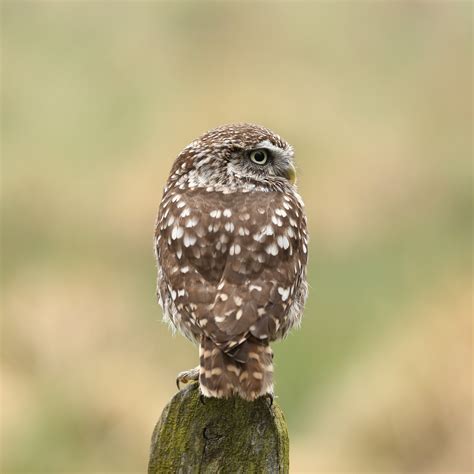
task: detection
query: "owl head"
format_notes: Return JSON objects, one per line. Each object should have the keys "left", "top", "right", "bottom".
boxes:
{"left": 168, "top": 123, "right": 296, "bottom": 193}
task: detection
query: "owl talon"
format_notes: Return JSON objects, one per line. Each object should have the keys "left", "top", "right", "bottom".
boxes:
{"left": 264, "top": 393, "right": 274, "bottom": 407}
{"left": 176, "top": 366, "right": 200, "bottom": 391}
{"left": 200, "top": 394, "right": 207, "bottom": 405}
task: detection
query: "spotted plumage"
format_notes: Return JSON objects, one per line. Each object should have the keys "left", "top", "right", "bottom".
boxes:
{"left": 155, "top": 123, "right": 308, "bottom": 400}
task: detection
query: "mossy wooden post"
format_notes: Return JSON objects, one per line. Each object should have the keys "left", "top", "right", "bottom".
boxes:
{"left": 148, "top": 383, "right": 289, "bottom": 473}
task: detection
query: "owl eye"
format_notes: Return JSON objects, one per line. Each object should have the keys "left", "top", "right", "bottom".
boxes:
{"left": 249, "top": 149, "right": 268, "bottom": 165}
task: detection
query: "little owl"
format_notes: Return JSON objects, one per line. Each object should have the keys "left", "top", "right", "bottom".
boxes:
{"left": 155, "top": 123, "right": 308, "bottom": 401}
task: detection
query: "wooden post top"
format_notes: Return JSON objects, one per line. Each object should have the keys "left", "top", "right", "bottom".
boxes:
{"left": 148, "top": 383, "right": 289, "bottom": 473}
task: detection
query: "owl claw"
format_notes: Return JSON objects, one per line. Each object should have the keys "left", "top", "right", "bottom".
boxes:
{"left": 176, "top": 366, "right": 200, "bottom": 391}
{"left": 264, "top": 393, "right": 274, "bottom": 407}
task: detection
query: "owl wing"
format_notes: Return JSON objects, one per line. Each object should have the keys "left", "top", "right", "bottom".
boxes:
{"left": 156, "top": 187, "right": 308, "bottom": 354}
{"left": 211, "top": 191, "right": 307, "bottom": 350}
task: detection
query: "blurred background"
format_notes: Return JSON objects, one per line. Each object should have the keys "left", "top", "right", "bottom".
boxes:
{"left": 1, "top": 2, "right": 472, "bottom": 473}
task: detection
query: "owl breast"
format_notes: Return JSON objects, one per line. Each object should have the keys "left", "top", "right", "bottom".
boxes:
{"left": 155, "top": 185, "right": 308, "bottom": 348}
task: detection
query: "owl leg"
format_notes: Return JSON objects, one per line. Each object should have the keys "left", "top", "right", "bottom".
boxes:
{"left": 234, "top": 340, "right": 274, "bottom": 401}
{"left": 199, "top": 337, "right": 240, "bottom": 399}
{"left": 176, "top": 366, "right": 200, "bottom": 390}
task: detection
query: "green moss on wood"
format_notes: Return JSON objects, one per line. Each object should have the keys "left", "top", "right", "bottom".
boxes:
{"left": 148, "top": 383, "right": 289, "bottom": 473}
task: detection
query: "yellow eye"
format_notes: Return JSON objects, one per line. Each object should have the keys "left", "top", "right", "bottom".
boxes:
{"left": 249, "top": 149, "right": 268, "bottom": 165}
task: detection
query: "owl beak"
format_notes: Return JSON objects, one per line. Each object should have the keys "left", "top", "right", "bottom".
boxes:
{"left": 285, "top": 163, "right": 297, "bottom": 184}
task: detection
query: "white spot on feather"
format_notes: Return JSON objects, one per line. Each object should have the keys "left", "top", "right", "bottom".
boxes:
{"left": 277, "top": 235, "right": 290, "bottom": 249}
{"left": 266, "top": 243, "right": 278, "bottom": 256}
{"left": 275, "top": 208, "right": 287, "bottom": 217}
{"left": 185, "top": 216, "right": 199, "bottom": 228}
{"left": 271, "top": 215, "right": 283, "bottom": 226}
{"left": 230, "top": 244, "right": 241, "bottom": 255}
{"left": 278, "top": 287, "right": 290, "bottom": 301}
{"left": 172, "top": 226, "right": 184, "bottom": 240}
{"left": 184, "top": 233, "right": 197, "bottom": 247}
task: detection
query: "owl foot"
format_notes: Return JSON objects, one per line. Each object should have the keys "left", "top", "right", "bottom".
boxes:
{"left": 263, "top": 393, "right": 274, "bottom": 408}
{"left": 176, "top": 366, "right": 200, "bottom": 390}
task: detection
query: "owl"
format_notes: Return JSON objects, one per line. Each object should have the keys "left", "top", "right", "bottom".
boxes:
{"left": 155, "top": 123, "right": 308, "bottom": 401}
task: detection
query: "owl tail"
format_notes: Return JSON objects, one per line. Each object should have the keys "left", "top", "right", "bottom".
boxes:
{"left": 199, "top": 336, "right": 274, "bottom": 401}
